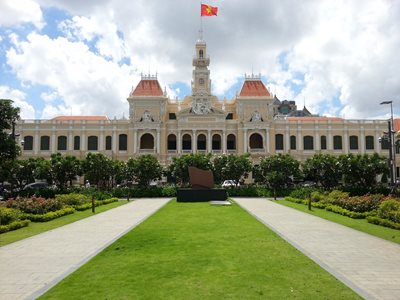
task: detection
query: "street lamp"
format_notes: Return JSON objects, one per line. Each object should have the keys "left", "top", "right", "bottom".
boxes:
{"left": 380, "top": 101, "right": 397, "bottom": 188}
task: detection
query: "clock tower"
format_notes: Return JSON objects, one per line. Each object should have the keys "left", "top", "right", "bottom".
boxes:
{"left": 191, "top": 38, "right": 212, "bottom": 114}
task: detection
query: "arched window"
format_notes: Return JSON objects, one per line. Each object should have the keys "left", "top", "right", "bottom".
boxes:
{"left": 349, "top": 135, "right": 358, "bottom": 150}
{"left": 365, "top": 136, "right": 374, "bottom": 150}
{"left": 290, "top": 135, "right": 296, "bottom": 150}
{"left": 227, "top": 134, "right": 236, "bottom": 150}
{"left": 74, "top": 136, "right": 80, "bottom": 150}
{"left": 23, "top": 136, "right": 33, "bottom": 151}
{"left": 212, "top": 134, "right": 221, "bottom": 150}
{"left": 57, "top": 136, "right": 67, "bottom": 151}
{"left": 88, "top": 136, "right": 98, "bottom": 151}
{"left": 199, "top": 49, "right": 203, "bottom": 58}
{"left": 197, "top": 134, "right": 206, "bottom": 150}
{"left": 321, "top": 135, "right": 327, "bottom": 150}
{"left": 119, "top": 134, "right": 127, "bottom": 151}
{"left": 182, "top": 134, "right": 191, "bottom": 150}
{"left": 140, "top": 133, "right": 154, "bottom": 149}
{"left": 303, "top": 136, "right": 314, "bottom": 150}
{"left": 250, "top": 133, "right": 263, "bottom": 149}
{"left": 333, "top": 135, "right": 342, "bottom": 150}
{"left": 275, "top": 134, "right": 283, "bottom": 150}
{"left": 40, "top": 136, "right": 50, "bottom": 151}
{"left": 167, "top": 134, "right": 176, "bottom": 150}
{"left": 105, "top": 136, "right": 112, "bottom": 150}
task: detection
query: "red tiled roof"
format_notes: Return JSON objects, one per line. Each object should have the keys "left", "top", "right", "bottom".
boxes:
{"left": 52, "top": 116, "right": 109, "bottom": 121}
{"left": 131, "top": 79, "right": 163, "bottom": 97}
{"left": 287, "top": 117, "right": 343, "bottom": 121}
{"left": 239, "top": 80, "right": 271, "bottom": 97}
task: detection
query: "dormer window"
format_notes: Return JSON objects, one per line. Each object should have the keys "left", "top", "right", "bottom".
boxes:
{"left": 199, "top": 49, "right": 203, "bottom": 58}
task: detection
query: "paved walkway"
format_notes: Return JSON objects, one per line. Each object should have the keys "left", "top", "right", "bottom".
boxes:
{"left": 0, "top": 198, "right": 171, "bottom": 300}
{"left": 233, "top": 198, "right": 400, "bottom": 300}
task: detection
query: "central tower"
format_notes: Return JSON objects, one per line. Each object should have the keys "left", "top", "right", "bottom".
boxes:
{"left": 191, "top": 38, "right": 212, "bottom": 114}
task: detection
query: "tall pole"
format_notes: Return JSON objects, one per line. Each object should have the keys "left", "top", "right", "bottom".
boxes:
{"left": 390, "top": 102, "right": 397, "bottom": 186}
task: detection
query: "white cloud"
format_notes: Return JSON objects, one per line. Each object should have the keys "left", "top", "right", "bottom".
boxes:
{"left": 6, "top": 32, "right": 138, "bottom": 119}
{"left": 0, "top": 85, "right": 35, "bottom": 119}
{"left": 0, "top": 0, "right": 44, "bottom": 29}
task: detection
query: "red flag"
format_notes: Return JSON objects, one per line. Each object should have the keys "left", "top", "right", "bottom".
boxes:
{"left": 201, "top": 4, "right": 218, "bottom": 16}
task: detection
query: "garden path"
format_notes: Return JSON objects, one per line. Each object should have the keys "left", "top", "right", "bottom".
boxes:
{"left": 0, "top": 198, "right": 171, "bottom": 300}
{"left": 233, "top": 197, "right": 400, "bottom": 300}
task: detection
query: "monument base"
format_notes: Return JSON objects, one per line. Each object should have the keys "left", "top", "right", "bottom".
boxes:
{"left": 177, "top": 188, "right": 227, "bottom": 202}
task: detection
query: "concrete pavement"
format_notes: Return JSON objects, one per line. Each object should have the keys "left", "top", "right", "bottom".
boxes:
{"left": 233, "top": 197, "right": 400, "bottom": 300}
{"left": 0, "top": 198, "right": 171, "bottom": 300}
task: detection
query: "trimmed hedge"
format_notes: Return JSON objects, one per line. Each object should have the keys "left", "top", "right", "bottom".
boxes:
{"left": 56, "top": 193, "right": 90, "bottom": 206}
{"left": 23, "top": 207, "right": 75, "bottom": 222}
{"left": 367, "top": 216, "right": 400, "bottom": 230}
{"left": 0, "top": 220, "right": 30, "bottom": 233}
{"left": 285, "top": 196, "right": 306, "bottom": 204}
{"left": 324, "top": 205, "right": 369, "bottom": 219}
{"left": 0, "top": 206, "right": 23, "bottom": 225}
{"left": 74, "top": 197, "right": 119, "bottom": 211}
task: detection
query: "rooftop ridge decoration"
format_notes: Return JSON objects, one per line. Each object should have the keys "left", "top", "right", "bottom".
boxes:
{"left": 140, "top": 73, "right": 158, "bottom": 80}
{"left": 244, "top": 73, "right": 262, "bottom": 80}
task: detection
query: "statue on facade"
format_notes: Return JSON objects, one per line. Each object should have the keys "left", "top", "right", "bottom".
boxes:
{"left": 142, "top": 110, "right": 153, "bottom": 122}
{"left": 251, "top": 111, "right": 262, "bottom": 122}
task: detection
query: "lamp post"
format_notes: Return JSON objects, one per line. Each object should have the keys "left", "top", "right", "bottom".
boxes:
{"left": 380, "top": 101, "right": 397, "bottom": 187}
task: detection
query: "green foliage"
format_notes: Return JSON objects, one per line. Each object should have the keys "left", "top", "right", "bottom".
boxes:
{"left": 0, "top": 220, "right": 30, "bottom": 234}
{"left": 367, "top": 216, "right": 400, "bottom": 230}
{"left": 226, "top": 186, "right": 273, "bottom": 197}
{"left": 56, "top": 193, "right": 90, "bottom": 206}
{"left": 327, "top": 193, "right": 383, "bottom": 213}
{"left": 0, "top": 99, "right": 20, "bottom": 162}
{"left": 289, "top": 187, "right": 319, "bottom": 200}
{"left": 126, "top": 155, "right": 162, "bottom": 187}
{"left": 325, "top": 205, "right": 369, "bottom": 219}
{"left": 5, "top": 196, "right": 63, "bottom": 214}
{"left": 377, "top": 199, "right": 400, "bottom": 223}
{"left": 302, "top": 154, "right": 341, "bottom": 189}
{"left": 258, "top": 154, "right": 301, "bottom": 199}
{"left": 285, "top": 196, "right": 306, "bottom": 204}
{"left": 74, "top": 198, "right": 118, "bottom": 211}
{"left": 310, "top": 191, "right": 325, "bottom": 202}
{"left": 0, "top": 206, "right": 24, "bottom": 225}
{"left": 339, "top": 153, "right": 388, "bottom": 188}
{"left": 212, "top": 154, "right": 252, "bottom": 185}
{"left": 167, "top": 153, "right": 213, "bottom": 185}
{"left": 82, "top": 153, "right": 113, "bottom": 189}
{"left": 23, "top": 207, "right": 75, "bottom": 222}
{"left": 50, "top": 153, "right": 82, "bottom": 189}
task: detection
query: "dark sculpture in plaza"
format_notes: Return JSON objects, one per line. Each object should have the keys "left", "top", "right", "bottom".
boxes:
{"left": 177, "top": 166, "right": 227, "bottom": 202}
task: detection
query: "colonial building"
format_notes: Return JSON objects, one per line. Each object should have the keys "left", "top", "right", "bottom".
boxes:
{"left": 16, "top": 38, "right": 400, "bottom": 179}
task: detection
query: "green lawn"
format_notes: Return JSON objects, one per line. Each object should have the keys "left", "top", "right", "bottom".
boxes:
{"left": 277, "top": 200, "right": 400, "bottom": 245}
{"left": 0, "top": 201, "right": 127, "bottom": 247}
{"left": 41, "top": 201, "right": 360, "bottom": 299}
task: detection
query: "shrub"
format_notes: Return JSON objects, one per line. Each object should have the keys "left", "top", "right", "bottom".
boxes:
{"left": 23, "top": 207, "right": 75, "bottom": 222}
{"left": 56, "top": 194, "right": 90, "bottom": 206}
{"left": 5, "top": 196, "right": 63, "bottom": 214}
{"left": 310, "top": 191, "right": 325, "bottom": 202}
{"left": 289, "top": 187, "right": 319, "bottom": 200}
{"left": 325, "top": 205, "right": 368, "bottom": 219}
{"left": 0, "top": 206, "right": 24, "bottom": 225}
{"left": 367, "top": 216, "right": 400, "bottom": 230}
{"left": 377, "top": 199, "right": 400, "bottom": 223}
{"left": 326, "top": 190, "right": 349, "bottom": 203}
{"left": 74, "top": 197, "right": 119, "bottom": 211}
{"left": 329, "top": 194, "right": 384, "bottom": 213}
{"left": 0, "top": 220, "right": 30, "bottom": 233}
{"left": 161, "top": 185, "right": 177, "bottom": 197}
{"left": 284, "top": 197, "right": 306, "bottom": 204}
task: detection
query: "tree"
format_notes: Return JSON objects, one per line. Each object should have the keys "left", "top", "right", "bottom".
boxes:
{"left": 259, "top": 154, "right": 301, "bottom": 199}
{"left": 302, "top": 154, "right": 341, "bottom": 190}
{"left": 339, "top": 153, "right": 388, "bottom": 188}
{"left": 82, "top": 152, "right": 112, "bottom": 189}
{"left": 126, "top": 155, "right": 162, "bottom": 187}
{"left": 212, "top": 154, "right": 252, "bottom": 185}
{"left": 50, "top": 154, "right": 82, "bottom": 189}
{"left": 0, "top": 99, "right": 20, "bottom": 166}
{"left": 167, "top": 153, "right": 213, "bottom": 186}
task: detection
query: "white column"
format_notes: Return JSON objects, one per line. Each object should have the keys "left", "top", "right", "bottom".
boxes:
{"left": 375, "top": 130, "right": 381, "bottom": 154}
{"left": 68, "top": 130, "right": 73, "bottom": 151}
{"left": 222, "top": 130, "right": 226, "bottom": 154}
{"left": 178, "top": 130, "right": 182, "bottom": 154}
{"left": 157, "top": 129, "right": 160, "bottom": 154}
{"left": 360, "top": 127, "right": 365, "bottom": 154}
{"left": 133, "top": 130, "right": 137, "bottom": 154}
{"left": 315, "top": 125, "right": 320, "bottom": 151}
{"left": 51, "top": 128, "right": 56, "bottom": 153}
{"left": 99, "top": 128, "right": 104, "bottom": 151}
{"left": 112, "top": 130, "right": 117, "bottom": 152}
{"left": 328, "top": 126, "right": 333, "bottom": 150}
{"left": 344, "top": 126, "right": 349, "bottom": 154}
{"left": 207, "top": 129, "right": 212, "bottom": 153}
{"left": 285, "top": 126, "right": 290, "bottom": 152}
{"left": 243, "top": 129, "right": 247, "bottom": 153}
{"left": 297, "top": 126, "right": 302, "bottom": 151}
{"left": 81, "top": 131, "right": 86, "bottom": 151}
{"left": 192, "top": 130, "right": 196, "bottom": 153}
{"left": 265, "top": 128, "right": 270, "bottom": 153}
{"left": 34, "top": 128, "right": 39, "bottom": 155}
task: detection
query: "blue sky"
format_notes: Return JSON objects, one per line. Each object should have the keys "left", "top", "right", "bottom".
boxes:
{"left": 0, "top": 0, "right": 399, "bottom": 120}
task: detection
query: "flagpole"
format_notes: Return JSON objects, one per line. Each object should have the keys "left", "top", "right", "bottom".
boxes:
{"left": 199, "top": 1, "right": 203, "bottom": 40}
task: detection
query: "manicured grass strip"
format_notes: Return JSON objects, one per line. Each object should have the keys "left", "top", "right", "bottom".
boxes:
{"left": 41, "top": 201, "right": 360, "bottom": 300}
{"left": 277, "top": 200, "right": 400, "bottom": 245}
{"left": 0, "top": 201, "right": 127, "bottom": 247}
